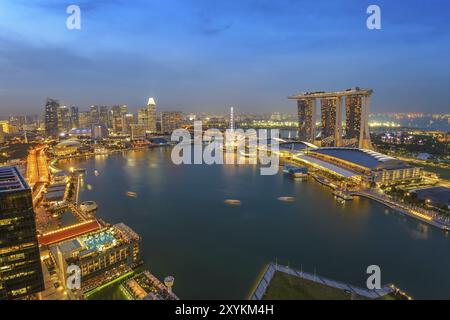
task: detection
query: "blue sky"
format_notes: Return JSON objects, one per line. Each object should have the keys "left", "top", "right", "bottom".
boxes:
{"left": 0, "top": 0, "right": 449, "bottom": 115}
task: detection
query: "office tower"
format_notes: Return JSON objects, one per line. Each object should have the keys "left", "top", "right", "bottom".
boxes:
{"left": 161, "top": 111, "right": 183, "bottom": 134}
{"left": 130, "top": 123, "right": 146, "bottom": 140}
{"left": 92, "top": 125, "right": 107, "bottom": 139}
{"left": 44, "top": 98, "right": 59, "bottom": 137}
{"left": 90, "top": 105, "right": 100, "bottom": 125}
{"left": 122, "top": 114, "right": 135, "bottom": 134}
{"left": 57, "top": 105, "right": 71, "bottom": 133}
{"left": 99, "top": 106, "right": 109, "bottom": 127}
{"left": 138, "top": 98, "right": 157, "bottom": 133}
{"left": 0, "top": 166, "right": 44, "bottom": 300}
{"left": 297, "top": 99, "right": 316, "bottom": 143}
{"left": 111, "top": 105, "right": 128, "bottom": 133}
{"left": 78, "top": 111, "right": 91, "bottom": 128}
{"left": 69, "top": 106, "right": 79, "bottom": 128}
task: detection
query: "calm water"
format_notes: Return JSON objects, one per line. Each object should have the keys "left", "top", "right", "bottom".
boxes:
{"left": 59, "top": 148, "right": 450, "bottom": 299}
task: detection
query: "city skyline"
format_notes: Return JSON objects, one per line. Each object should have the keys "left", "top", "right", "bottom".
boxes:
{"left": 1, "top": 0, "right": 450, "bottom": 115}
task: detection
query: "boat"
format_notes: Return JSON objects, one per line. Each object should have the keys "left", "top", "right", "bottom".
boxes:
{"left": 224, "top": 199, "right": 241, "bottom": 206}
{"left": 94, "top": 170, "right": 99, "bottom": 177}
{"left": 283, "top": 164, "right": 308, "bottom": 179}
{"left": 126, "top": 191, "right": 138, "bottom": 198}
{"left": 277, "top": 196, "right": 295, "bottom": 202}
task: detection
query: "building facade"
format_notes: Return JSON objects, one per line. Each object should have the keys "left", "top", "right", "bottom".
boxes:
{"left": 0, "top": 166, "right": 44, "bottom": 299}
{"left": 50, "top": 223, "right": 141, "bottom": 290}
{"left": 297, "top": 99, "right": 316, "bottom": 143}
{"left": 161, "top": 111, "right": 183, "bottom": 134}
{"left": 44, "top": 98, "right": 60, "bottom": 137}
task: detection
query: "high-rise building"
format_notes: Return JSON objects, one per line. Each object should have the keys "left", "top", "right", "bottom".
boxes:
{"left": 137, "top": 98, "right": 157, "bottom": 133}
{"left": 99, "top": 106, "right": 109, "bottom": 128}
{"left": 0, "top": 166, "right": 44, "bottom": 300}
{"left": 122, "top": 114, "right": 135, "bottom": 134}
{"left": 90, "top": 105, "right": 100, "bottom": 125}
{"left": 130, "top": 123, "right": 146, "bottom": 140}
{"left": 0, "top": 126, "right": 4, "bottom": 144}
{"left": 289, "top": 88, "right": 373, "bottom": 149}
{"left": 44, "top": 98, "right": 59, "bottom": 137}
{"left": 161, "top": 111, "right": 183, "bottom": 134}
{"left": 57, "top": 105, "right": 71, "bottom": 133}
{"left": 69, "top": 106, "right": 79, "bottom": 129}
{"left": 78, "top": 111, "right": 91, "bottom": 128}
{"left": 320, "top": 98, "right": 338, "bottom": 146}
{"left": 111, "top": 105, "right": 128, "bottom": 133}
{"left": 297, "top": 99, "right": 316, "bottom": 142}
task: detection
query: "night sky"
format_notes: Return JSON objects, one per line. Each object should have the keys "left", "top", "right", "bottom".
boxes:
{"left": 0, "top": 0, "right": 449, "bottom": 115}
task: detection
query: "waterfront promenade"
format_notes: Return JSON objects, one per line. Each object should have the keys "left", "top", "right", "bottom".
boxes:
{"left": 250, "top": 262, "right": 395, "bottom": 300}
{"left": 353, "top": 190, "right": 450, "bottom": 231}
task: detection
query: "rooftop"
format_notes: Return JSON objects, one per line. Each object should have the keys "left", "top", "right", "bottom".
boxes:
{"left": 289, "top": 87, "right": 373, "bottom": 100}
{"left": 309, "top": 148, "right": 409, "bottom": 170}
{"left": 38, "top": 220, "right": 101, "bottom": 246}
{"left": 0, "top": 166, "right": 29, "bottom": 193}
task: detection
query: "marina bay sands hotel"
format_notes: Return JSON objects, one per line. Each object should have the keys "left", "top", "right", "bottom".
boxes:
{"left": 289, "top": 87, "right": 373, "bottom": 149}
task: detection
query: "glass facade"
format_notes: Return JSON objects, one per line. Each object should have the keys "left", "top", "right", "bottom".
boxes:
{"left": 0, "top": 167, "right": 44, "bottom": 300}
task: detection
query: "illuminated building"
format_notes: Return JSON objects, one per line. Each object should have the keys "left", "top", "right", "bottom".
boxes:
{"left": 0, "top": 120, "right": 10, "bottom": 134}
{"left": 44, "top": 98, "right": 59, "bottom": 137}
{"left": 130, "top": 123, "right": 146, "bottom": 140}
{"left": 57, "top": 105, "right": 71, "bottom": 133}
{"left": 321, "top": 98, "right": 339, "bottom": 147}
{"left": 345, "top": 95, "right": 362, "bottom": 143}
{"left": 300, "top": 148, "right": 423, "bottom": 186}
{"left": 0, "top": 166, "right": 44, "bottom": 299}
{"left": 122, "top": 114, "right": 135, "bottom": 135}
{"left": 53, "top": 139, "right": 82, "bottom": 156}
{"left": 297, "top": 99, "right": 316, "bottom": 143}
{"left": 289, "top": 88, "right": 373, "bottom": 149}
{"left": 78, "top": 111, "right": 91, "bottom": 128}
{"left": 70, "top": 106, "right": 79, "bottom": 129}
{"left": 161, "top": 111, "right": 183, "bottom": 134}
{"left": 49, "top": 223, "right": 141, "bottom": 291}
{"left": 0, "top": 126, "right": 4, "bottom": 144}
{"left": 121, "top": 271, "right": 179, "bottom": 300}
{"left": 138, "top": 98, "right": 157, "bottom": 133}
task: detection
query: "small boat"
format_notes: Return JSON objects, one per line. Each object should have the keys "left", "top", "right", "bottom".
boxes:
{"left": 224, "top": 199, "right": 241, "bottom": 206}
{"left": 94, "top": 170, "right": 99, "bottom": 177}
{"left": 126, "top": 191, "right": 138, "bottom": 198}
{"left": 277, "top": 196, "right": 295, "bottom": 202}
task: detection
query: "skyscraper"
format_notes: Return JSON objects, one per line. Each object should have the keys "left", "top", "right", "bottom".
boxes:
{"left": 99, "top": 106, "right": 109, "bottom": 128}
{"left": 161, "top": 111, "right": 183, "bottom": 134}
{"left": 44, "top": 98, "right": 59, "bottom": 137}
{"left": 90, "top": 105, "right": 100, "bottom": 125}
{"left": 320, "top": 98, "right": 338, "bottom": 146}
{"left": 148, "top": 98, "right": 157, "bottom": 133}
{"left": 297, "top": 99, "right": 316, "bottom": 142}
{"left": 57, "top": 105, "right": 71, "bottom": 133}
{"left": 69, "top": 106, "right": 79, "bottom": 129}
{"left": 290, "top": 88, "right": 371, "bottom": 148}
{"left": 0, "top": 166, "right": 44, "bottom": 300}
{"left": 78, "top": 111, "right": 91, "bottom": 128}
